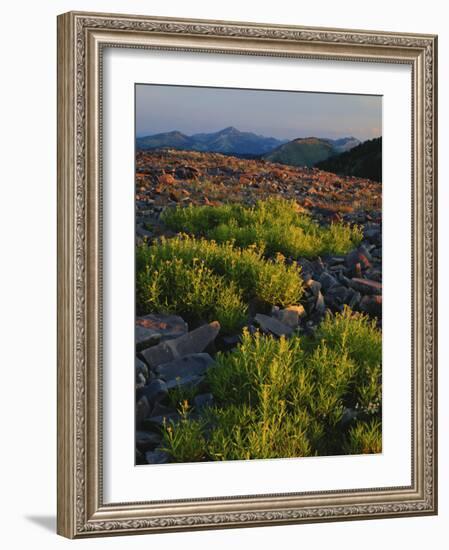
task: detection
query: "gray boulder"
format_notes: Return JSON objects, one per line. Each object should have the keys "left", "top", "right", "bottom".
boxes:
{"left": 136, "top": 396, "right": 151, "bottom": 425}
{"left": 141, "top": 321, "right": 220, "bottom": 367}
{"left": 165, "top": 374, "right": 204, "bottom": 391}
{"left": 155, "top": 353, "right": 215, "bottom": 381}
{"left": 254, "top": 313, "right": 293, "bottom": 337}
{"left": 135, "top": 357, "right": 149, "bottom": 382}
{"left": 275, "top": 305, "right": 305, "bottom": 328}
{"left": 136, "top": 430, "right": 162, "bottom": 451}
{"left": 136, "top": 314, "right": 188, "bottom": 351}
{"left": 348, "top": 278, "right": 382, "bottom": 296}
{"left": 135, "top": 326, "right": 161, "bottom": 351}
{"left": 139, "top": 379, "right": 168, "bottom": 405}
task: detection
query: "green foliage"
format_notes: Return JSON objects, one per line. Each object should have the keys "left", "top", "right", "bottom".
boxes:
{"left": 136, "top": 234, "right": 303, "bottom": 332}
{"left": 342, "top": 419, "right": 382, "bottom": 455}
{"left": 313, "top": 306, "right": 382, "bottom": 411}
{"left": 160, "top": 401, "right": 207, "bottom": 463}
{"left": 161, "top": 197, "right": 362, "bottom": 259}
{"left": 136, "top": 253, "right": 247, "bottom": 334}
{"left": 160, "top": 308, "right": 382, "bottom": 462}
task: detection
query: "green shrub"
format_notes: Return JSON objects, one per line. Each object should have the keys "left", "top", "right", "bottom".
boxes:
{"left": 205, "top": 402, "right": 313, "bottom": 460}
{"left": 342, "top": 419, "right": 382, "bottom": 455}
{"left": 162, "top": 197, "right": 363, "bottom": 259}
{"left": 313, "top": 306, "right": 382, "bottom": 411}
{"left": 136, "top": 255, "right": 247, "bottom": 334}
{"left": 160, "top": 309, "right": 382, "bottom": 462}
{"left": 136, "top": 235, "right": 303, "bottom": 332}
{"left": 160, "top": 402, "right": 207, "bottom": 463}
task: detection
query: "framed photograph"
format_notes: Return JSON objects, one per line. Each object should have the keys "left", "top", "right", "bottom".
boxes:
{"left": 57, "top": 11, "right": 438, "bottom": 538}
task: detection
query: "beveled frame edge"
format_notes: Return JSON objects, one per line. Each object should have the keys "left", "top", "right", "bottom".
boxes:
{"left": 56, "top": 11, "right": 438, "bottom": 539}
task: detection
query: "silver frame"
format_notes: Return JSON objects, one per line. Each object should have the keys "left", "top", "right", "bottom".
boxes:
{"left": 57, "top": 11, "right": 438, "bottom": 538}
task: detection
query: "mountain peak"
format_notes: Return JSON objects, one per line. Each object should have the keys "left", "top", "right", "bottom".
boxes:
{"left": 219, "top": 126, "right": 240, "bottom": 134}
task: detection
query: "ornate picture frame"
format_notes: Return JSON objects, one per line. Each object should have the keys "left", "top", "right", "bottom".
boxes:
{"left": 57, "top": 11, "right": 437, "bottom": 538}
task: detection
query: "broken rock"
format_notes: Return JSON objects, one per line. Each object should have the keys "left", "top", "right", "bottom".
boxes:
{"left": 348, "top": 278, "right": 382, "bottom": 296}
{"left": 141, "top": 321, "right": 220, "bottom": 368}
{"left": 254, "top": 313, "right": 293, "bottom": 337}
{"left": 154, "top": 353, "right": 215, "bottom": 381}
{"left": 276, "top": 305, "right": 305, "bottom": 328}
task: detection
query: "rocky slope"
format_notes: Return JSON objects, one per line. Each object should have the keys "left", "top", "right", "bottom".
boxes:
{"left": 134, "top": 148, "right": 382, "bottom": 464}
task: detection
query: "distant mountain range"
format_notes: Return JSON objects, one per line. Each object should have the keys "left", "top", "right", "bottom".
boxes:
{"left": 136, "top": 126, "right": 288, "bottom": 156}
{"left": 135, "top": 127, "right": 379, "bottom": 176}
{"left": 316, "top": 137, "right": 382, "bottom": 182}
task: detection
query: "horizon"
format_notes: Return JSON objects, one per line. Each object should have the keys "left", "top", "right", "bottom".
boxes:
{"left": 136, "top": 84, "right": 382, "bottom": 142}
{"left": 136, "top": 125, "right": 382, "bottom": 144}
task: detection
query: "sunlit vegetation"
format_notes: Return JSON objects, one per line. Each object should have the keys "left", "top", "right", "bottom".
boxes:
{"left": 161, "top": 197, "right": 363, "bottom": 258}
{"left": 136, "top": 234, "right": 303, "bottom": 333}
{"left": 160, "top": 308, "right": 382, "bottom": 461}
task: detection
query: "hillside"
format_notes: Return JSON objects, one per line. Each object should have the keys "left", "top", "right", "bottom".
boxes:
{"left": 316, "top": 137, "right": 382, "bottom": 182}
{"left": 263, "top": 137, "right": 336, "bottom": 167}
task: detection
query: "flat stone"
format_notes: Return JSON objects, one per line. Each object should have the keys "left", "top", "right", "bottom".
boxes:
{"left": 165, "top": 374, "right": 204, "bottom": 391}
{"left": 136, "top": 396, "right": 151, "bottom": 425}
{"left": 364, "top": 226, "right": 381, "bottom": 244}
{"left": 296, "top": 258, "right": 314, "bottom": 281}
{"left": 141, "top": 321, "right": 220, "bottom": 368}
{"left": 349, "top": 278, "right": 382, "bottom": 296}
{"left": 136, "top": 225, "right": 154, "bottom": 238}
{"left": 319, "top": 271, "right": 339, "bottom": 291}
{"left": 136, "top": 430, "right": 162, "bottom": 451}
{"left": 345, "top": 249, "right": 363, "bottom": 268}
{"left": 276, "top": 305, "right": 305, "bottom": 328}
{"left": 348, "top": 290, "right": 362, "bottom": 309}
{"left": 138, "top": 313, "right": 188, "bottom": 337}
{"left": 136, "top": 314, "right": 188, "bottom": 344}
{"left": 328, "top": 256, "right": 346, "bottom": 265}
{"left": 135, "top": 357, "right": 149, "bottom": 382}
{"left": 337, "top": 273, "right": 351, "bottom": 287}
{"left": 193, "top": 393, "right": 214, "bottom": 412}
{"left": 154, "top": 353, "right": 215, "bottom": 380}
{"left": 136, "top": 372, "right": 146, "bottom": 390}
{"left": 145, "top": 450, "right": 170, "bottom": 464}
{"left": 136, "top": 325, "right": 161, "bottom": 351}
{"left": 365, "top": 269, "right": 382, "bottom": 282}
{"left": 311, "top": 258, "right": 326, "bottom": 277}
{"left": 315, "top": 291, "right": 326, "bottom": 315}
{"left": 138, "top": 379, "right": 168, "bottom": 405}
{"left": 329, "top": 265, "right": 347, "bottom": 274}
{"left": 324, "top": 285, "right": 349, "bottom": 305}
{"left": 254, "top": 313, "right": 293, "bottom": 337}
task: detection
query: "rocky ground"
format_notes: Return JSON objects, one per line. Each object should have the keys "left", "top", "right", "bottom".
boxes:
{"left": 134, "top": 149, "right": 382, "bottom": 465}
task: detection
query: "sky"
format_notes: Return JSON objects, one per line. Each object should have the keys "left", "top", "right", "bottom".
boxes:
{"left": 136, "top": 84, "right": 382, "bottom": 142}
